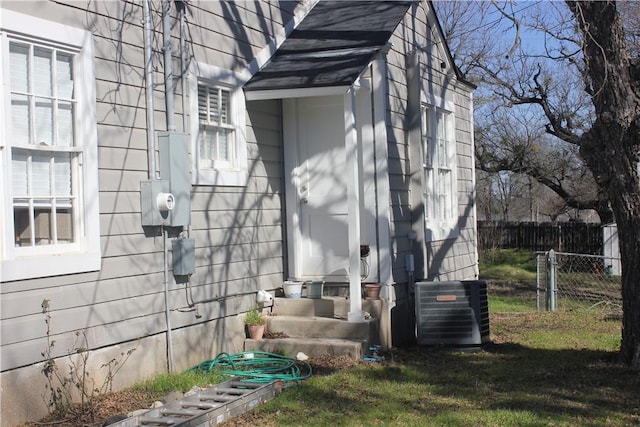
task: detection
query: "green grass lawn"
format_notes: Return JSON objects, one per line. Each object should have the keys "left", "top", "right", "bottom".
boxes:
{"left": 479, "top": 248, "right": 537, "bottom": 282}
{"left": 35, "top": 249, "right": 636, "bottom": 426}
{"left": 220, "top": 251, "right": 634, "bottom": 426}
{"left": 108, "top": 291, "right": 634, "bottom": 427}
{"left": 237, "top": 300, "right": 632, "bottom": 427}
{"left": 42, "top": 298, "right": 635, "bottom": 427}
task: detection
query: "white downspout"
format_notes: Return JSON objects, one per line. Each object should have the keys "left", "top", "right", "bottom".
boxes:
{"left": 372, "top": 55, "right": 393, "bottom": 286}
{"left": 469, "top": 91, "right": 480, "bottom": 279}
{"left": 372, "top": 54, "right": 395, "bottom": 348}
{"left": 345, "top": 86, "right": 364, "bottom": 322}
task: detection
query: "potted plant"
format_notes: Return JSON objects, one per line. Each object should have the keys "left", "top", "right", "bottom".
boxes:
{"left": 244, "top": 307, "right": 267, "bottom": 340}
{"left": 364, "top": 283, "right": 382, "bottom": 300}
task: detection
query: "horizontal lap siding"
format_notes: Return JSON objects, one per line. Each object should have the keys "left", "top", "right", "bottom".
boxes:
{"left": 386, "top": 3, "right": 477, "bottom": 284}
{"left": 1, "top": 0, "right": 290, "bottom": 372}
{"left": 445, "top": 81, "right": 478, "bottom": 280}
{"left": 424, "top": 79, "right": 477, "bottom": 280}
{"left": 386, "top": 24, "right": 412, "bottom": 283}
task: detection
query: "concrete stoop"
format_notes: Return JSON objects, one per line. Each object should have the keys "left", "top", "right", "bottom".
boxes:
{"left": 244, "top": 337, "right": 366, "bottom": 360}
{"left": 244, "top": 297, "right": 382, "bottom": 361}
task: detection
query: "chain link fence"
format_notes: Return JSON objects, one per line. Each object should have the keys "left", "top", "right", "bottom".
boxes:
{"left": 536, "top": 250, "right": 622, "bottom": 313}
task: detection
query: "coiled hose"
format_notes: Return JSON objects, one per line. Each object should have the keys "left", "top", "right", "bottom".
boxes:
{"left": 188, "top": 351, "right": 312, "bottom": 386}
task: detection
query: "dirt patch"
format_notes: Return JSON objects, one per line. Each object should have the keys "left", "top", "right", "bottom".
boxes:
{"left": 487, "top": 279, "right": 537, "bottom": 297}
{"left": 30, "top": 390, "right": 161, "bottom": 427}
{"left": 27, "top": 354, "right": 359, "bottom": 427}
{"left": 306, "top": 354, "right": 357, "bottom": 374}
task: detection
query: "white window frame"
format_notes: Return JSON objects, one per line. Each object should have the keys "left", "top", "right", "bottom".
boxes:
{"left": 421, "top": 95, "right": 459, "bottom": 241}
{"left": 189, "top": 62, "right": 248, "bottom": 186}
{"left": 0, "top": 10, "right": 100, "bottom": 282}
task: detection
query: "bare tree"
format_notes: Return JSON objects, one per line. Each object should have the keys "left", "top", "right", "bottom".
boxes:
{"left": 496, "top": 172, "right": 525, "bottom": 221}
{"left": 617, "top": 1, "right": 640, "bottom": 56}
{"left": 476, "top": 171, "right": 499, "bottom": 221}
{"left": 438, "top": 1, "right": 612, "bottom": 223}
{"left": 474, "top": 102, "right": 610, "bottom": 221}
{"left": 436, "top": 0, "right": 640, "bottom": 368}
{"left": 565, "top": 1, "right": 640, "bottom": 367}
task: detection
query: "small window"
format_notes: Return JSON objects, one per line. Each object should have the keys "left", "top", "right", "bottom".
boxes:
{"left": 422, "top": 104, "right": 458, "bottom": 241}
{"left": 197, "top": 84, "right": 234, "bottom": 170}
{"left": 1, "top": 10, "right": 100, "bottom": 281}
{"left": 12, "top": 149, "right": 76, "bottom": 247}
{"left": 190, "top": 63, "right": 247, "bottom": 186}
{"left": 9, "top": 41, "right": 79, "bottom": 249}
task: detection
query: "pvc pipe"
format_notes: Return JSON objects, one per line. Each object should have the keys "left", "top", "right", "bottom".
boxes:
{"left": 180, "top": 2, "right": 188, "bottom": 133}
{"left": 143, "top": 0, "right": 156, "bottom": 179}
{"left": 536, "top": 253, "right": 541, "bottom": 311}
{"left": 164, "top": 228, "right": 175, "bottom": 372}
{"left": 162, "top": 0, "right": 176, "bottom": 131}
{"left": 549, "top": 249, "right": 557, "bottom": 311}
{"left": 160, "top": 0, "right": 177, "bottom": 373}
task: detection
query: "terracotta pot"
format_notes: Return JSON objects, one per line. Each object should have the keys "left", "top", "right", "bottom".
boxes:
{"left": 247, "top": 324, "right": 265, "bottom": 340}
{"left": 364, "top": 284, "right": 382, "bottom": 300}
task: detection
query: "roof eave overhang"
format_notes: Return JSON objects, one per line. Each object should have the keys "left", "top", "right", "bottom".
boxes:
{"left": 243, "top": 1, "right": 414, "bottom": 98}
{"left": 245, "top": 85, "right": 351, "bottom": 101}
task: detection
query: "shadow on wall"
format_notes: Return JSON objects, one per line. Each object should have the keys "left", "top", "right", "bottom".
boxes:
{"left": 392, "top": 194, "right": 477, "bottom": 348}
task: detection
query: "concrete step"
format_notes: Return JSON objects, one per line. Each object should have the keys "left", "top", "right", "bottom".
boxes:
{"left": 271, "top": 298, "right": 335, "bottom": 318}
{"left": 271, "top": 296, "right": 382, "bottom": 319}
{"left": 251, "top": 297, "right": 384, "bottom": 361}
{"left": 266, "top": 315, "right": 377, "bottom": 341}
{"left": 244, "top": 337, "right": 366, "bottom": 360}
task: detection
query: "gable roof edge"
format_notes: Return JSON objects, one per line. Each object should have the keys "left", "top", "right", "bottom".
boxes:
{"left": 239, "top": 0, "right": 319, "bottom": 82}
{"left": 428, "top": 0, "right": 476, "bottom": 90}
{"left": 244, "top": 1, "right": 413, "bottom": 93}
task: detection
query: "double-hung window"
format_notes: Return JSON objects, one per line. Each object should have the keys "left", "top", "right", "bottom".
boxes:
{"left": 422, "top": 104, "right": 458, "bottom": 241}
{"left": 198, "top": 84, "right": 234, "bottom": 170}
{"left": 190, "top": 63, "right": 247, "bottom": 186}
{"left": 1, "top": 10, "right": 100, "bottom": 281}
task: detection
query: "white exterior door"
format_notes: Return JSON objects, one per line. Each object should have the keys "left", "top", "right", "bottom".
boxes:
{"left": 283, "top": 88, "right": 384, "bottom": 283}
{"left": 284, "top": 95, "right": 349, "bottom": 280}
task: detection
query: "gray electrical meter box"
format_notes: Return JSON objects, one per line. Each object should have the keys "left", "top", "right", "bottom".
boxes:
{"left": 159, "top": 132, "right": 191, "bottom": 227}
{"left": 140, "top": 179, "right": 171, "bottom": 226}
{"left": 172, "top": 238, "right": 195, "bottom": 276}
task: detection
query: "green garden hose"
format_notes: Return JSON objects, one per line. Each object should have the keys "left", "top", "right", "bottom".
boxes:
{"left": 188, "top": 351, "right": 312, "bottom": 386}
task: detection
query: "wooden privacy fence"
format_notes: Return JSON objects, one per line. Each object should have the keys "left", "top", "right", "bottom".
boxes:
{"left": 478, "top": 221, "right": 603, "bottom": 255}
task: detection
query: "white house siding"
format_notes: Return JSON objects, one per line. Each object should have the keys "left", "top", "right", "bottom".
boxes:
{"left": 0, "top": 1, "right": 479, "bottom": 424}
{"left": 426, "top": 83, "right": 478, "bottom": 282}
{"left": 379, "top": 3, "right": 477, "bottom": 346}
{"left": 385, "top": 3, "right": 478, "bottom": 287}
{"left": 0, "top": 1, "right": 294, "bottom": 425}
